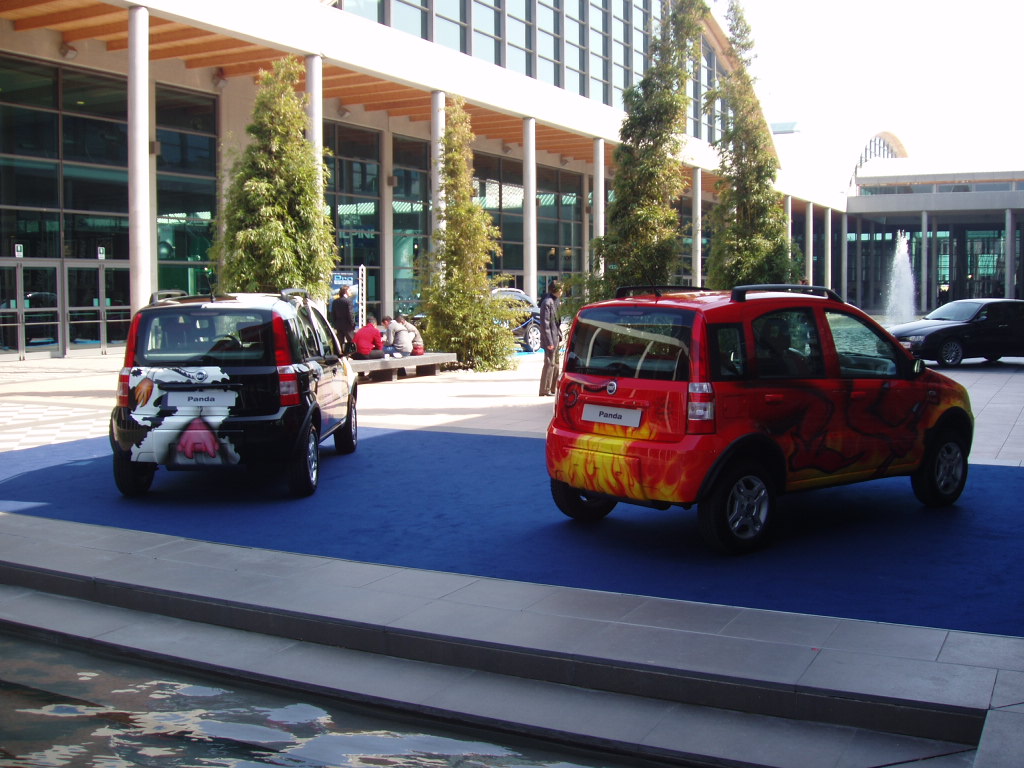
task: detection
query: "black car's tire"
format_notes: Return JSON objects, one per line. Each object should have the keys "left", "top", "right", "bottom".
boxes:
{"left": 113, "top": 449, "right": 155, "bottom": 497}
{"left": 525, "top": 324, "right": 542, "bottom": 353}
{"left": 699, "top": 461, "right": 774, "bottom": 554}
{"left": 288, "top": 422, "right": 320, "bottom": 497}
{"left": 334, "top": 396, "right": 357, "bottom": 454}
{"left": 551, "top": 479, "right": 616, "bottom": 521}
{"left": 912, "top": 428, "right": 969, "bottom": 507}
{"left": 938, "top": 339, "right": 964, "bottom": 367}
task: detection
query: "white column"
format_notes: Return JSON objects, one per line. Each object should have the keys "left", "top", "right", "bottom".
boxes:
{"left": 931, "top": 218, "right": 939, "bottom": 305}
{"left": 855, "top": 218, "right": 863, "bottom": 306}
{"left": 128, "top": 6, "right": 153, "bottom": 316}
{"left": 1006, "top": 208, "right": 1016, "bottom": 299}
{"left": 785, "top": 195, "right": 793, "bottom": 260}
{"left": 592, "top": 138, "right": 605, "bottom": 241}
{"left": 305, "top": 55, "right": 323, "bottom": 161}
{"left": 429, "top": 90, "right": 446, "bottom": 238}
{"left": 804, "top": 202, "right": 814, "bottom": 284}
{"left": 691, "top": 166, "right": 702, "bottom": 286}
{"left": 840, "top": 214, "right": 848, "bottom": 299}
{"left": 589, "top": 137, "right": 605, "bottom": 275}
{"left": 868, "top": 223, "right": 876, "bottom": 308}
{"left": 920, "top": 211, "right": 929, "bottom": 312}
{"left": 380, "top": 121, "right": 395, "bottom": 317}
{"left": 823, "top": 207, "right": 832, "bottom": 289}
{"left": 524, "top": 117, "right": 538, "bottom": 298}
{"left": 305, "top": 54, "right": 324, "bottom": 230}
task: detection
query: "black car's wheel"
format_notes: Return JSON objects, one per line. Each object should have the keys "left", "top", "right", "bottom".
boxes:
{"left": 334, "top": 396, "right": 357, "bottom": 454}
{"left": 938, "top": 339, "right": 964, "bottom": 367}
{"left": 113, "top": 449, "right": 156, "bottom": 497}
{"left": 912, "top": 428, "right": 969, "bottom": 507}
{"left": 699, "top": 461, "right": 774, "bottom": 554}
{"left": 551, "top": 479, "right": 616, "bottom": 521}
{"left": 525, "top": 324, "right": 542, "bottom": 353}
{"left": 288, "top": 421, "right": 320, "bottom": 497}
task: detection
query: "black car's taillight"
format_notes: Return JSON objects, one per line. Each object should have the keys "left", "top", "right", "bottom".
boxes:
{"left": 273, "top": 314, "right": 300, "bottom": 407}
{"left": 116, "top": 314, "right": 142, "bottom": 407}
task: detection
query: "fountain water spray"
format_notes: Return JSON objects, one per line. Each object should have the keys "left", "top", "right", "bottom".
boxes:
{"left": 884, "top": 231, "right": 916, "bottom": 324}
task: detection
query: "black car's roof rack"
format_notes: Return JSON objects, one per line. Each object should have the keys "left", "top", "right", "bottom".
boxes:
{"left": 731, "top": 284, "right": 845, "bottom": 303}
{"left": 615, "top": 284, "right": 718, "bottom": 299}
{"left": 148, "top": 289, "right": 188, "bottom": 305}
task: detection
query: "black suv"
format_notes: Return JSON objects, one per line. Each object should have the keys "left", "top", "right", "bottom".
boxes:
{"left": 110, "top": 289, "right": 357, "bottom": 498}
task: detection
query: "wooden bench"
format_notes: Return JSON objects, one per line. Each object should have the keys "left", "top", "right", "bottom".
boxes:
{"left": 349, "top": 351, "right": 457, "bottom": 382}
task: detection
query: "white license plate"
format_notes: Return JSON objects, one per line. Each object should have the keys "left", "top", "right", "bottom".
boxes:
{"left": 166, "top": 390, "right": 237, "bottom": 408}
{"left": 582, "top": 403, "right": 642, "bottom": 428}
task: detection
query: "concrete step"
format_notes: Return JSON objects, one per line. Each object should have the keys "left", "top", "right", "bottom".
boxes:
{"left": 0, "top": 587, "right": 975, "bottom": 768}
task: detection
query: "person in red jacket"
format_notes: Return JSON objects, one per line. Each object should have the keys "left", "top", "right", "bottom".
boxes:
{"left": 352, "top": 316, "right": 384, "bottom": 359}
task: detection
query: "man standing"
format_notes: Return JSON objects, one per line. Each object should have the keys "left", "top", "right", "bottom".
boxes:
{"left": 538, "top": 279, "right": 563, "bottom": 396}
{"left": 331, "top": 284, "right": 355, "bottom": 349}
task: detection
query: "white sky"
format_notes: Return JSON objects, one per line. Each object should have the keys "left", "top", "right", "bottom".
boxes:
{"left": 714, "top": 0, "right": 1024, "bottom": 166}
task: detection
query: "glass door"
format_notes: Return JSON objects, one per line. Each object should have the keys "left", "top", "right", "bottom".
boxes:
{"left": 22, "top": 264, "right": 60, "bottom": 357}
{"left": 65, "top": 263, "right": 131, "bottom": 356}
{"left": 66, "top": 265, "right": 102, "bottom": 353}
{"left": 104, "top": 265, "right": 131, "bottom": 352}
{"left": 0, "top": 265, "right": 19, "bottom": 358}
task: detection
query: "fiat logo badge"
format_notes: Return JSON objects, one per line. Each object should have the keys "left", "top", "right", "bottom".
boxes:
{"left": 606, "top": 380, "right": 618, "bottom": 395}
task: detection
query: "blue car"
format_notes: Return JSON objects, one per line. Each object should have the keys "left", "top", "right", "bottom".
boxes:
{"left": 492, "top": 287, "right": 542, "bottom": 352}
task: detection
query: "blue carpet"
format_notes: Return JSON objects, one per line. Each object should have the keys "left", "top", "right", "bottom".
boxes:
{"left": 2, "top": 428, "right": 1022, "bottom": 638}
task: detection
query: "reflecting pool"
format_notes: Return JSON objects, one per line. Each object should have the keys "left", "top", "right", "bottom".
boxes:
{"left": 0, "top": 633, "right": 639, "bottom": 768}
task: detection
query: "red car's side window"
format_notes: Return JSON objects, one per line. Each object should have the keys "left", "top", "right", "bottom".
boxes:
{"left": 751, "top": 309, "right": 825, "bottom": 378}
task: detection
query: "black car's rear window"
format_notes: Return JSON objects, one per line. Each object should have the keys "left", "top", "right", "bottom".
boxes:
{"left": 565, "top": 306, "right": 694, "bottom": 381}
{"left": 134, "top": 308, "right": 275, "bottom": 366}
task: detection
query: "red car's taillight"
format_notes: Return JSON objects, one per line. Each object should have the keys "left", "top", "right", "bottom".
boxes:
{"left": 272, "top": 314, "right": 300, "bottom": 407}
{"left": 686, "top": 381, "right": 716, "bottom": 434}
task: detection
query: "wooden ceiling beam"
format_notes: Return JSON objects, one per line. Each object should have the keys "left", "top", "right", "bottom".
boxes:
{"left": 106, "top": 27, "right": 217, "bottom": 51}
{"left": 185, "top": 48, "right": 284, "bottom": 69}
{"left": 63, "top": 16, "right": 173, "bottom": 42}
{"left": 0, "top": 0, "right": 60, "bottom": 12}
{"left": 15, "top": 4, "right": 121, "bottom": 31}
{"left": 327, "top": 83, "right": 419, "bottom": 99}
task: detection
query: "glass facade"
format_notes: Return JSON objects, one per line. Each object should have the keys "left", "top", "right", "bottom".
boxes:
{"left": 472, "top": 153, "right": 582, "bottom": 298}
{"left": 325, "top": 123, "right": 383, "bottom": 321}
{"left": 0, "top": 54, "right": 216, "bottom": 356}
{"left": 338, "top": 0, "right": 672, "bottom": 110}
{"left": 393, "top": 134, "right": 430, "bottom": 316}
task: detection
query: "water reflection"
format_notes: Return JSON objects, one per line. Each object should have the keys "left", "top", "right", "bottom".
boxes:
{"left": 0, "top": 634, "right": 629, "bottom": 768}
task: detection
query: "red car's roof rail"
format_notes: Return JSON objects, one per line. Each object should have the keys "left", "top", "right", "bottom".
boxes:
{"left": 731, "top": 284, "right": 845, "bottom": 303}
{"left": 615, "top": 284, "right": 718, "bottom": 299}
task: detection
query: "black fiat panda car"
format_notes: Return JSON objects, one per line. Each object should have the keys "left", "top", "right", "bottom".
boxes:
{"left": 110, "top": 288, "right": 357, "bottom": 498}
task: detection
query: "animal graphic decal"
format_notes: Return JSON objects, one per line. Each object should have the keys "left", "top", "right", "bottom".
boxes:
{"left": 126, "top": 366, "right": 241, "bottom": 466}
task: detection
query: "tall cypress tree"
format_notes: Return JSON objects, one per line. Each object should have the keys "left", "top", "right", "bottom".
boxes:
{"left": 706, "top": 0, "right": 797, "bottom": 288}
{"left": 212, "top": 57, "right": 337, "bottom": 299}
{"left": 418, "top": 95, "right": 519, "bottom": 370}
{"left": 594, "top": 0, "right": 707, "bottom": 293}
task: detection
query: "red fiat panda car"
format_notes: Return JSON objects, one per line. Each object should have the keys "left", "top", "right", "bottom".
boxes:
{"left": 546, "top": 284, "right": 974, "bottom": 553}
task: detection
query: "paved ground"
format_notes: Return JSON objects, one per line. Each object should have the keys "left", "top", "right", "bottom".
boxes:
{"left": 1, "top": 351, "right": 1023, "bottom": 767}
{"left": 1, "top": 351, "right": 1022, "bottom": 462}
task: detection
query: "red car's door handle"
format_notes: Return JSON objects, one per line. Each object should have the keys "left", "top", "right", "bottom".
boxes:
{"left": 763, "top": 393, "right": 784, "bottom": 404}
